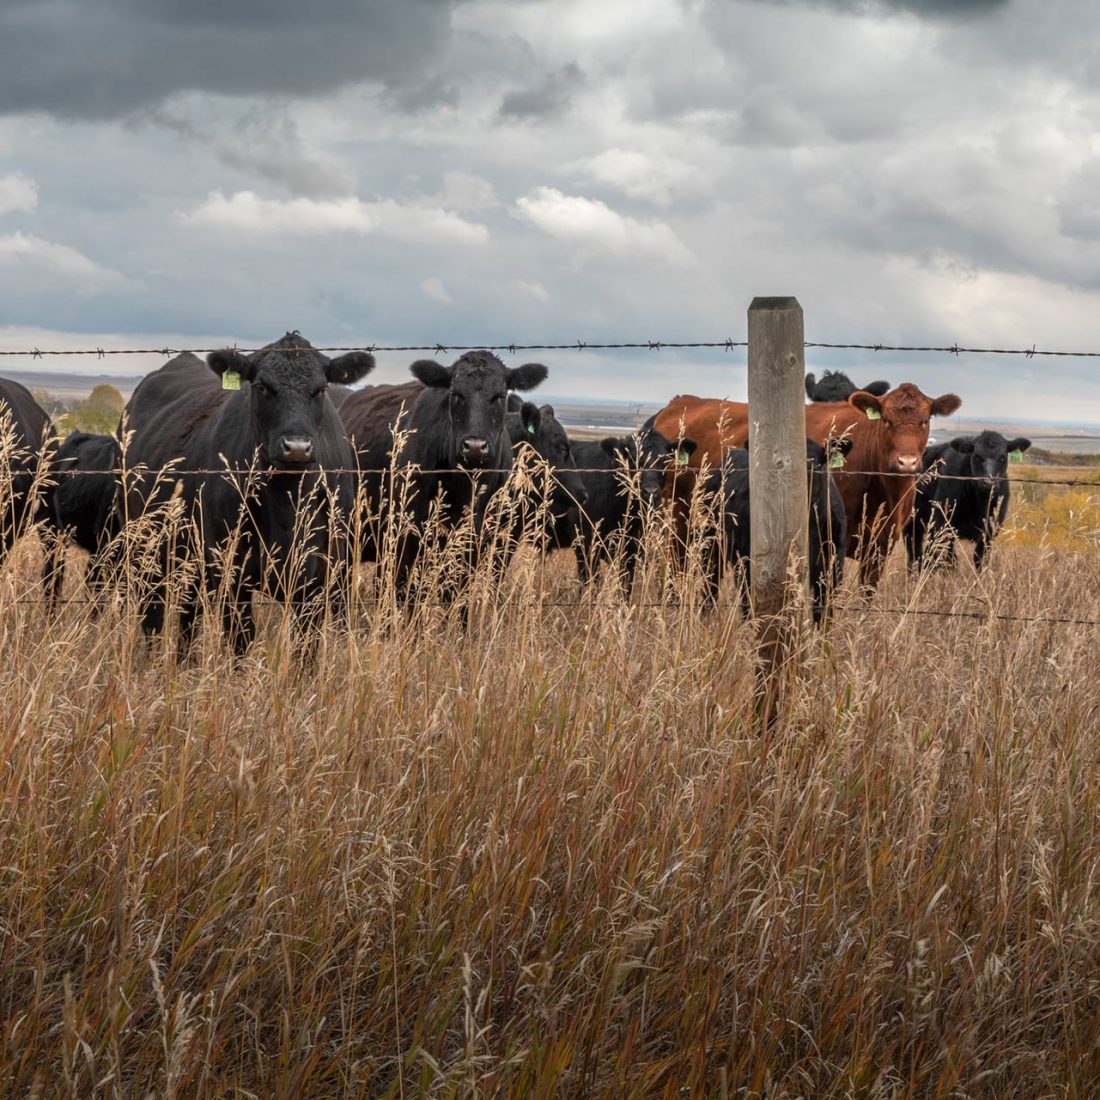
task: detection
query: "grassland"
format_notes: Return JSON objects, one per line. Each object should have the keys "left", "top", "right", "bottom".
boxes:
{"left": 0, "top": 475, "right": 1098, "bottom": 1098}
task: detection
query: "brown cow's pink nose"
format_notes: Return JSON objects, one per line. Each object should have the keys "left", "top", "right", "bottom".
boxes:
{"left": 896, "top": 454, "right": 920, "bottom": 473}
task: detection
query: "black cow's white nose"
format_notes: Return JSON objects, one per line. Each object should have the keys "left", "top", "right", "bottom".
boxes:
{"left": 279, "top": 437, "right": 314, "bottom": 464}
{"left": 461, "top": 437, "right": 489, "bottom": 463}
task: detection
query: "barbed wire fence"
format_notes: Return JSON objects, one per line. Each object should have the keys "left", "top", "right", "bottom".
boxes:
{"left": 3, "top": 338, "right": 1100, "bottom": 357}
{"left": 3, "top": 329, "right": 1100, "bottom": 631}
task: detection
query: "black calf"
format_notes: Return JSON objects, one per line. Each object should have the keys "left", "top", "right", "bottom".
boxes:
{"left": 568, "top": 426, "right": 695, "bottom": 591}
{"left": 906, "top": 431, "right": 1031, "bottom": 571}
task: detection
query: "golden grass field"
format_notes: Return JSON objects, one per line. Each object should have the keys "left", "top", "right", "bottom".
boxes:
{"left": 1, "top": 470, "right": 1099, "bottom": 1098}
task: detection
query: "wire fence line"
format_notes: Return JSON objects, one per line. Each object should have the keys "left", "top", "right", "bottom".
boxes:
{"left": 3, "top": 338, "right": 1100, "bottom": 359}
{"left": 10, "top": 591, "right": 1100, "bottom": 628}
{"left": 26, "top": 465, "right": 1100, "bottom": 489}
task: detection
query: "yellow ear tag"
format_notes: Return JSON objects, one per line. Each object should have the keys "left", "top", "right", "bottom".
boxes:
{"left": 829, "top": 451, "right": 845, "bottom": 469}
{"left": 222, "top": 370, "right": 241, "bottom": 391}
{"left": 676, "top": 449, "right": 690, "bottom": 466}
{"left": 864, "top": 407, "right": 881, "bottom": 420}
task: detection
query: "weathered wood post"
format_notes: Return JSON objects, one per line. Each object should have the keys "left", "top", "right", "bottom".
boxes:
{"left": 747, "top": 297, "right": 808, "bottom": 715}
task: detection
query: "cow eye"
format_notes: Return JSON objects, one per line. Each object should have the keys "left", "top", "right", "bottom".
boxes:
{"left": 260, "top": 381, "right": 277, "bottom": 398}
{"left": 451, "top": 391, "right": 465, "bottom": 403}
{"left": 490, "top": 393, "right": 504, "bottom": 405}
{"left": 311, "top": 384, "right": 327, "bottom": 399}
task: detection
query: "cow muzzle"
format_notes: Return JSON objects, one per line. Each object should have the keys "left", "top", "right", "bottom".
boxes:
{"left": 460, "top": 437, "right": 490, "bottom": 467}
{"left": 894, "top": 454, "right": 920, "bottom": 474}
{"left": 277, "top": 436, "right": 315, "bottom": 466}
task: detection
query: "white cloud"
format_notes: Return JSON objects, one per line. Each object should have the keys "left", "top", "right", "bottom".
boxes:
{"left": 180, "top": 190, "right": 490, "bottom": 246}
{"left": 577, "top": 148, "right": 706, "bottom": 206}
{"left": 0, "top": 173, "right": 37, "bottom": 216}
{"left": 0, "top": 231, "right": 128, "bottom": 289}
{"left": 515, "top": 279, "right": 550, "bottom": 302}
{"left": 514, "top": 187, "right": 693, "bottom": 264}
{"left": 420, "top": 275, "right": 453, "bottom": 303}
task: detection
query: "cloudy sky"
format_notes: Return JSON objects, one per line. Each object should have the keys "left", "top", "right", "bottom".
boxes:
{"left": 1, "top": 0, "right": 1099, "bottom": 422}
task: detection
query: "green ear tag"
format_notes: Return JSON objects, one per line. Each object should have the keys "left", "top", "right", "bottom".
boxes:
{"left": 864, "top": 407, "right": 881, "bottom": 420}
{"left": 527, "top": 424, "right": 536, "bottom": 436}
{"left": 676, "top": 449, "right": 690, "bottom": 466}
{"left": 829, "top": 451, "right": 845, "bottom": 469}
{"left": 1009, "top": 449, "right": 1023, "bottom": 463}
{"left": 222, "top": 370, "right": 241, "bottom": 391}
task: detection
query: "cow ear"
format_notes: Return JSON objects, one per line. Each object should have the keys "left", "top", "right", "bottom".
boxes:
{"left": 539, "top": 403, "right": 556, "bottom": 420}
{"left": 600, "top": 436, "right": 621, "bottom": 456}
{"left": 804, "top": 373, "right": 817, "bottom": 400}
{"left": 677, "top": 438, "right": 699, "bottom": 458}
{"left": 848, "top": 391, "right": 882, "bottom": 417}
{"left": 949, "top": 436, "right": 975, "bottom": 453}
{"left": 410, "top": 359, "right": 452, "bottom": 388}
{"left": 832, "top": 435, "right": 855, "bottom": 457}
{"left": 864, "top": 380, "right": 891, "bottom": 397}
{"left": 326, "top": 351, "right": 375, "bottom": 385}
{"left": 931, "top": 393, "right": 962, "bottom": 416}
{"left": 1007, "top": 437, "right": 1032, "bottom": 453}
{"left": 208, "top": 349, "right": 255, "bottom": 382}
{"left": 505, "top": 362, "right": 548, "bottom": 392}
{"left": 520, "top": 402, "right": 541, "bottom": 438}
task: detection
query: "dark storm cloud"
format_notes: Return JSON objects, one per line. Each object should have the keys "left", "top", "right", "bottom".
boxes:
{"left": 0, "top": 0, "right": 459, "bottom": 119}
{"left": 499, "top": 63, "right": 586, "bottom": 121}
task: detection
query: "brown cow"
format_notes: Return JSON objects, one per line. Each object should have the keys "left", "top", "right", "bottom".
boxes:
{"left": 653, "top": 383, "right": 962, "bottom": 588}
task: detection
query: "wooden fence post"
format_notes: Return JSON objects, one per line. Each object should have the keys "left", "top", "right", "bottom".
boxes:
{"left": 747, "top": 297, "right": 808, "bottom": 713}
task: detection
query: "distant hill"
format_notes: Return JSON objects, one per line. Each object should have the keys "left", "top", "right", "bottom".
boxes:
{"left": 2, "top": 368, "right": 141, "bottom": 401}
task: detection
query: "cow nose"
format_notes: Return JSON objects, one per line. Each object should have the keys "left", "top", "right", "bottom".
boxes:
{"left": 896, "top": 454, "right": 920, "bottom": 473}
{"left": 279, "top": 437, "right": 314, "bottom": 464}
{"left": 461, "top": 437, "right": 489, "bottom": 465}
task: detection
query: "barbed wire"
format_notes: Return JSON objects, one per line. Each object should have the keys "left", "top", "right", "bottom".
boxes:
{"left": 3, "top": 338, "right": 1100, "bottom": 359}
{"left": 8, "top": 592, "right": 1100, "bottom": 627}
{"left": 0, "top": 340, "right": 746, "bottom": 359}
{"left": 24, "top": 465, "right": 1100, "bottom": 489}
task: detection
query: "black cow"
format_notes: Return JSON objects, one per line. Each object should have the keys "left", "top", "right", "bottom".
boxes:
{"left": 121, "top": 332, "right": 374, "bottom": 652}
{"left": 568, "top": 426, "right": 696, "bottom": 591}
{"left": 503, "top": 400, "right": 587, "bottom": 551}
{"left": 805, "top": 370, "right": 891, "bottom": 402}
{"left": 41, "top": 432, "right": 119, "bottom": 611}
{"left": 906, "top": 431, "right": 1031, "bottom": 571}
{"left": 337, "top": 350, "right": 547, "bottom": 600}
{"left": 0, "top": 378, "right": 53, "bottom": 568}
{"left": 701, "top": 438, "right": 850, "bottom": 624}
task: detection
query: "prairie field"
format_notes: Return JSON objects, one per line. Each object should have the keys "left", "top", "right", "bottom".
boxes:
{"left": 1, "top": 475, "right": 1099, "bottom": 1098}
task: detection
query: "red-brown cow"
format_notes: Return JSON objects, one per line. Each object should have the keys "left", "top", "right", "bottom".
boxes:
{"left": 652, "top": 383, "right": 962, "bottom": 588}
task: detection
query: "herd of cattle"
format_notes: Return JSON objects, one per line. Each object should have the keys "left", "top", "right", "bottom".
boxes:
{"left": 0, "top": 332, "right": 1032, "bottom": 650}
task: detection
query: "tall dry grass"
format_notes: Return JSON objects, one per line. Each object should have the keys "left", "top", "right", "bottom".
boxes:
{"left": 0, "top": 461, "right": 1098, "bottom": 1098}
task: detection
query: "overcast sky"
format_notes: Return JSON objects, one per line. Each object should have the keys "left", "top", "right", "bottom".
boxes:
{"left": 1, "top": 0, "right": 1099, "bottom": 422}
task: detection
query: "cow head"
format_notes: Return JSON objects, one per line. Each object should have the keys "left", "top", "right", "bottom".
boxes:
{"left": 948, "top": 431, "right": 1031, "bottom": 489}
{"left": 602, "top": 428, "right": 698, "bottom": 508}
{"left": 514, "top": 402, "right": 587, "bottom": 513}
{"left": 411, "top": 350, "right": 548, "bottom": 469}
{"left": 209, "top": 332, "right": 374, "bottom": 469}
{"left": 849, "top": 383, "right": 961, "bottom": 475}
